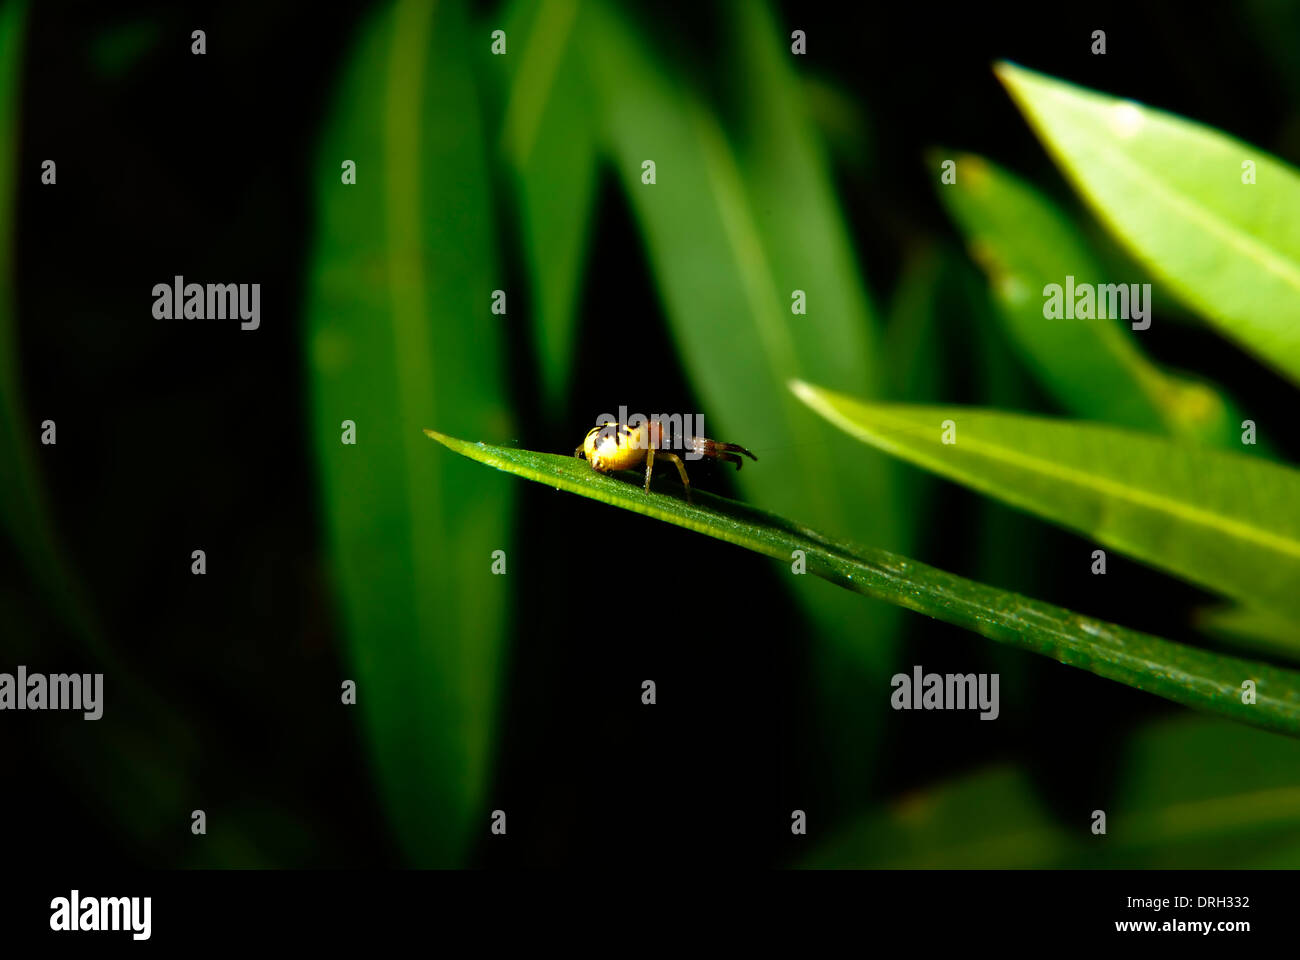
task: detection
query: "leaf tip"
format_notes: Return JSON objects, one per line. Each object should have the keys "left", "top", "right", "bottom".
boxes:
{"left": 992, "top": 60, "right": 1021, "bottom": 85}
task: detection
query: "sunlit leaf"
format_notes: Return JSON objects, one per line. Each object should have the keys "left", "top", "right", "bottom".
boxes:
{"left": 996, "top": 61, "right": 1300, "bottom": 386}
{"left": 792, "top": 380, "right": 1300, "bottom": 624}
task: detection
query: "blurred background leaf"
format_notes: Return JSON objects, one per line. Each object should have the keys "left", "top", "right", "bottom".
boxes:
{"left": 935, "top": 150, "right": 1240, "bottom": 443}
{"left": 997, "top": 62, "right": 1300, "bottom": 388}
{"left": 497, "top": 0, "right": 595, "bottom": 418}
{"left": 882, "top": 245, "right": 944, "bottom": 530}
{"left": 305, "top": 0, "right": 513, "bottom": 866}
{"left": 1195, "top": 604, "right": 1300, "bottom": 662}
{"left": 883, "top": 246, "right": 943, "bottom": 406}
{"left": 806, "top": 717, "right": 1300, "bottom": 867}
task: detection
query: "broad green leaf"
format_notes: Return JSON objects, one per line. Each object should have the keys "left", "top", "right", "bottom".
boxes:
{"left": 427, "top": 430, "right": 1300, "bottom": 738}
{"left": 806, "top": 717, "right": 1300, "bottom": 867}
{"left": 996, "top": 61, "right": 1300, "bottom": 386}
{"left": 1080, "top": 214, "right": 1198, "bottom": 324}
{"left": 791, "top": 380, "right": 1300, "bottom": 623}
{"left": 307, "top": 0, "right": 513, "bottom": 866}
{"left": 935, "top": 149, "right": 1237, "bottom": 442}
{"left": 498, "top": 0, "right": 595, "bottom": 414}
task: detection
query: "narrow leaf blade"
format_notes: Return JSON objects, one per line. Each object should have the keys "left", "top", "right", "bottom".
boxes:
{"left": 427, "top": 430, "right": 1300, "bottom": 738}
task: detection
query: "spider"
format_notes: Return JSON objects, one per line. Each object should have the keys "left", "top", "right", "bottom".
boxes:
{"left": 574, "top": 419, "right": 756, "bottom": 504}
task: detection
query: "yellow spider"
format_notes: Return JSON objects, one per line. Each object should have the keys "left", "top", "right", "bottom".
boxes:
{"left": 574, "top": 419, "right": 756, "bottom": 503}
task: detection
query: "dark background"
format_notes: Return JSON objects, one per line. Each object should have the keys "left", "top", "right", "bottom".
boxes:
{"left": 4, "top": 0, "right": 1297, "bottom": 867}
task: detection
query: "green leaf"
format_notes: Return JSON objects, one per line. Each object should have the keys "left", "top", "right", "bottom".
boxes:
{"left": 791, "top": 380, "right": 1300, "bottom": 624}
{"left": 498, "top": 0, "right": 595, "bottom": 414}
{"left": 935, "top": 150, "right": 1238, "bottom": 442}
{"left": 306, "top": 0, "right": 513, "bottom": 866}
{"left": 427, "top": 430, "right": 1300, "bottom": 738}
{"left": 996, "top": 61, "right": 1300, "bottom": 386}
{"left": 806, "top": 717, "right": 1300, "bottom": 867}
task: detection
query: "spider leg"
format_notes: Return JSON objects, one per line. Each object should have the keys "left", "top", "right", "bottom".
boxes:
{"left": 657, "top": 451, "right": 693, "bottom": 504}
{"left": 643, "top": 446, "right": 656, "bottom": 493}
{"left": 689, "top": 437, "right": 758, "bottom": 463}
{"left": 574, "top": 445, "right": 586, "bottom": 459}
{"left": 713, "top": 441, "right": 757, "bottom": 461}
{"left": 716, "top": 451, "right": 744, "bottom": 470}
